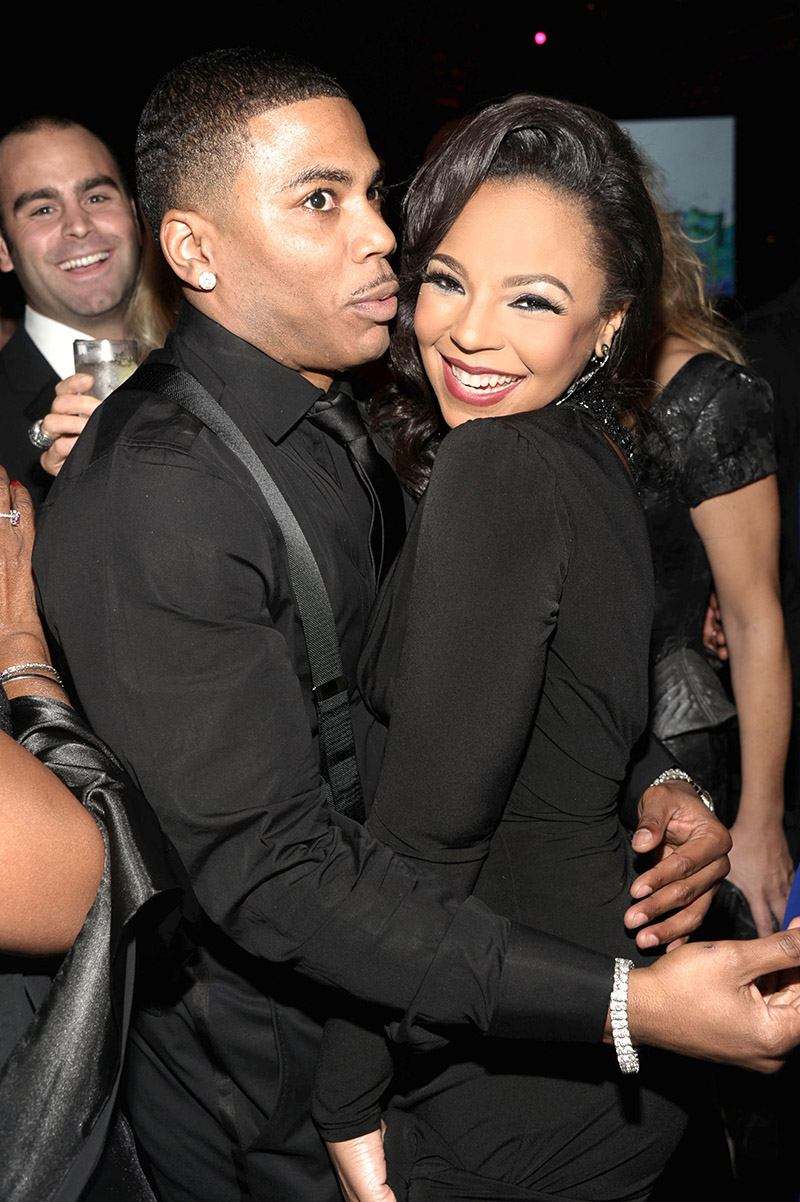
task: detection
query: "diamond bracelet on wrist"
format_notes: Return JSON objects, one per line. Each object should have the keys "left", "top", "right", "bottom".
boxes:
{"left": 0, "top": 662, "right": 64, "bottom": 688}
{"left": 610, "top": 957, "right": 639, "bottom": 1074}
{"left": 649, "top": 766, "right": 714, "bottom": 813}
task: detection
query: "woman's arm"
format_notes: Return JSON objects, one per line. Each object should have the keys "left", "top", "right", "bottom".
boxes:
{"left": 0, "top": 728, "right": 105, "bottom": 953}
{"left": 691, "top": 473, "right": 793, "bottom": 934}
{"left": 0, "top": 470, "right": 66, "bottom": 703}
{"left": 0, "top": 468, "right": 105, "bottom": 952}
{"left": 317, "top": 421, "right": 559, "bottom": 1173}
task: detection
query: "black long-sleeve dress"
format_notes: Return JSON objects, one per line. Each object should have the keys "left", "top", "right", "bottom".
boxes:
{"left": 314, "top": 401, "right": 691, "bottom": 1200}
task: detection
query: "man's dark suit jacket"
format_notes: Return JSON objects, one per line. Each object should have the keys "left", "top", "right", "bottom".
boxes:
{"left": 34, "top": 303, "right": 615, "bottom": 1202}
{"left": 0, "top": 325, "right": 56, "bottom": 509}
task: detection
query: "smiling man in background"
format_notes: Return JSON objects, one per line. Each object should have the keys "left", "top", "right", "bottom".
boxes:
{"left": 0, "top": 116, "right": 142, "bottom": 504}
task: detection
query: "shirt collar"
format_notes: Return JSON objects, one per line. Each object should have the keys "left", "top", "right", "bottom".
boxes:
{"left": 23, "top": 306, "right": 94, "bottom": 381}
{"left": 173, "top": 303, "right": 329, "bottom": 443}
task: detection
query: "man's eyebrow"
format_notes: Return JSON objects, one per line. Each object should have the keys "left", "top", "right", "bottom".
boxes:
{"left": 281, "top": 164, "right": 385, "bottom": 192}
{"left": 283, "top": 166, "right": 353, "bottom": 191}
{"left": 77, "top": 175, "right": 121, "bottom": 194}
{"left": 12, "top": 175, "right": 122, "bottom": 216}
{"left": 13, "top": 187, "right": 58, "bottom": 215}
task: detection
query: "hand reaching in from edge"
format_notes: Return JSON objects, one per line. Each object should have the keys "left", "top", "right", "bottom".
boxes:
{"left": 619, "top": 926, "right": 800, "bottom": 1073}
{"left": 327, "top": 1126, "right": 396, "bottom": 1202}
{"left": 702, "top": 589, "right": 728, "bottom": 661}
{"left": 727, "top": 813, "right": 794, "bottom": 937}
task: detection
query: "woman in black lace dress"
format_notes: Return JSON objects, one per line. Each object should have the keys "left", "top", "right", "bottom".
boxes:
{"left": 640, "top": 209, "right": 792, "bottom": 938}
{"left": 313, "top": 95, "right": 701, "bottom": 1202}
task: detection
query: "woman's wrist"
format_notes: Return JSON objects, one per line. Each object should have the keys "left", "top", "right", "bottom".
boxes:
{"left": 0, "top": 630, "right": 52, "bottom": 668}
{"left": 730, "top": 796, "right": 786, "bottom": 831}
{"left": 0, "top": 634, "right": 66, "bottom": 701}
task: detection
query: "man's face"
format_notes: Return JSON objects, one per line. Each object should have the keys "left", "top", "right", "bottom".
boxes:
{"left": 0, "top": 125, "right": 141, "bottom": 332}
{"left": 200, "top": 98, "right": 397, "bottom": 388}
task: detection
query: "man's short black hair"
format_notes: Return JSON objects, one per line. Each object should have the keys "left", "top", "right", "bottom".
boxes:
{"left": 136, "top": 48, "right": 350, "bottom": 235}
{"left": 0, "top": 115, "right": 131, "bottom": 245}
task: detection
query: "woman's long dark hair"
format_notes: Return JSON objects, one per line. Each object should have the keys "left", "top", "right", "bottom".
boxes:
{"left": 373, "top": 94, "right": 664, "bottom": 496}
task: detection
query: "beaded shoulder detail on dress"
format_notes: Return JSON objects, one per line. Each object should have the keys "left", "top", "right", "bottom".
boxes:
{"left": 555, "top": 369, "right": 636, "bottom": 478}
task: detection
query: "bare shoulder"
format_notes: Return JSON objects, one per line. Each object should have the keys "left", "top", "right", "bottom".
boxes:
{"left": 651, "top": 334, "right": 707, "bottom": 391}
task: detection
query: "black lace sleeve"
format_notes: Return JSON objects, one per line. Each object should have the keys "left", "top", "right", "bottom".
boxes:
{"left": 654, "top": 354, "right": 776, "bottom": 510}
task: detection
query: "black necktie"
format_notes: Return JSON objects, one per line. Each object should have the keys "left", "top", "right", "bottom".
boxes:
{"left": 310, "top": 386, "right": 406, "bottom": 586}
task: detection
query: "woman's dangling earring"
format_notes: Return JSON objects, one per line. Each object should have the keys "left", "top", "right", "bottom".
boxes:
{"left": 556, "top": 342, "right": 611, "bottom": 406}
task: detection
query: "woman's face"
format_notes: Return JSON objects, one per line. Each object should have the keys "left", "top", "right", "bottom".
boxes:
{"left": 414, "top": 180, "right": 625, "bottom": 428}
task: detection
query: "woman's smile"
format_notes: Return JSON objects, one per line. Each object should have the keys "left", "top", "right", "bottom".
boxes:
{"left": 440, "top": 352, "right": 525, "bottom": 406}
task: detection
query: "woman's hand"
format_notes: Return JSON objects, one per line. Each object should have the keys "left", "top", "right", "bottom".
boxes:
{"left": 702, "top": 590, "right": 728, "bottom": 660}
{"left": 326, "top": 1126, "right": 396, "bottom": 1202}
{"left": 0, "top": 468, "right": 40, "bottom": 644}
{"left": 626, "top": 779, "right": 731, "bottom": 950}
{"left": 0, "top": 467, "right": 63, "bottom": 699}
{"left": 728, "top": 812, "right": 794, "bottom": 935}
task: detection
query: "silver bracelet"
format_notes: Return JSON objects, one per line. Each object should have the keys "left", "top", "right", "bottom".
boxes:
{"left": 649, "top": 766, "right": 714, "bottom": 813}
{"left": 610, "top": 957, "right": 639, "bottom": 1074}
{"left": 0, "top": 662, "right": 64, "bottom": 687}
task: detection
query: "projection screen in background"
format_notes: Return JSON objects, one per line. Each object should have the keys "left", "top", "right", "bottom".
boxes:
{"left": 620, "top": 116, "right": 736, "bottom": 298}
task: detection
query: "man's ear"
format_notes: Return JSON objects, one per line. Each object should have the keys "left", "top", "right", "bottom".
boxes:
{"left": 160, "top": 210, "right": 219, "bottom": 291}
{"left": 0, "top": 233, "right": 15, "bottom": 275}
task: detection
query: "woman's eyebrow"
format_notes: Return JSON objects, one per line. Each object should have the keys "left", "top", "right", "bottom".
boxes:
{"left": 502, "top": 273, "right": 573, "bottom": 300}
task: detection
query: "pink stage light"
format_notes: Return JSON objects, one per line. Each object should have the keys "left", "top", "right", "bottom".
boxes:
{"left": 534, "top": 31, "right": 547, "bottom": 45}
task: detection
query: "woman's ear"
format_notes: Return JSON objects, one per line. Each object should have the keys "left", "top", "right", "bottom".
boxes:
{"left": 160, "top": 210, "right": 218, "bottom": 292}
{"left": 595, "top": 305, "right": 629, "bottom": 359}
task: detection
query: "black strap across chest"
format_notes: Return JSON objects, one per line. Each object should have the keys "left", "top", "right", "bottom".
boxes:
{"left": 122, "top": 362, "right": 365, "bottom": 823}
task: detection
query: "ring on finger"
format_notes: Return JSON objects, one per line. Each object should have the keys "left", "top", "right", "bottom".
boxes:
{"left": 0, "top": 509, "right": 21, "bottom": 526}
{"left": 29, "top": 418, "right": 56, "bottom": 450}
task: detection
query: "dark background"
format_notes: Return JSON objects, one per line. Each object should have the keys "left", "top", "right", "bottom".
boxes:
{"left": 2, "top": 3, "right": 797, "bottom": 319}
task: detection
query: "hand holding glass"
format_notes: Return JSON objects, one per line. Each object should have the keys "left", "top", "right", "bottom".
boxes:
{"left": 73, "top": 339, "right": 139, "bottom": 401}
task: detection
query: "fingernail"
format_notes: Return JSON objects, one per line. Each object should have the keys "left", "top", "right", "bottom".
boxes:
{"left": 628, "top": 910, "right": 648, "bottom": 927}
{"left": 637, "top": 932, "right": 658, "bottom": 949}
{"left": 10, "top": 480, "right": 20, "bottom": 486}
{"left": 630, "top": 883, "right": 653, "bottom": 900}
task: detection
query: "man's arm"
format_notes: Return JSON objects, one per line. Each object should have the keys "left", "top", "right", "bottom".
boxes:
{"left": 329, "top": 928, "right": 800, "bottom": 1202}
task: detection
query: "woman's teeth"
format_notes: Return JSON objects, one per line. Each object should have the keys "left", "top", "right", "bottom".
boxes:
{"left": 450, "top": 363, "right": 519, "bottom": 391}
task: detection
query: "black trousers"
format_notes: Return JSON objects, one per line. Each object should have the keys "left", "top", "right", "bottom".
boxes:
{"left": 124, "top": 934, "right": 339, "bottom": 1202}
